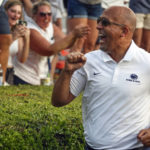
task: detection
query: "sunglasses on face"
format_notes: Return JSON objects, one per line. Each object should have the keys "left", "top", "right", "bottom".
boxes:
{"left": 39, "top": 12, "right": 52, "bottom": 17}
{"left": 97, "top": 17, "right": 125, "bottom": 27}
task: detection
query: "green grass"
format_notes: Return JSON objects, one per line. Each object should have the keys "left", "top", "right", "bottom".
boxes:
{"left": 0, "top": 85, "right": 84, "bottom": 150}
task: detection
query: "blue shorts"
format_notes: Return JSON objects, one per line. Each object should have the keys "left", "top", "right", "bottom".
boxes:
{"left": 0, "top": 6, "right": 11, "bottom": 34}
{"left": 13, "top": 75, "right": 30, "bottom": 85}
{"left": 67, "top": 0, "right": 103, "bottom": 20}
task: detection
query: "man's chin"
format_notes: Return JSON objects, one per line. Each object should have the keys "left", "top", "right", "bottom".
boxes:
{"left": 100, "top": 45, "right": 105, "bottom": 51}
{"left": 100, "top": 46, "right": 109, "bottom": 53}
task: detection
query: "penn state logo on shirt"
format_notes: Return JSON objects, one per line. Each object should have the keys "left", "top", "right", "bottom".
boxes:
{"left": 126, "top": 73, "right": 140, "bottom": 83}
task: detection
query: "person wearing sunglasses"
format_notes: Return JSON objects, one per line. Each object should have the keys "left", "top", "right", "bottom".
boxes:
{"left": 52, "top": 6, "right": 150, "bottom": 150}
{"left": 12, "top": 1, "right": 90, "bottom": 85}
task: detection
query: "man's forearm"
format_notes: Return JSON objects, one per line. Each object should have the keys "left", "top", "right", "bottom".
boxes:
{"left": 52, "top": 70, "right": 74, "bottom": 107}
{"left": 52, "top": 52, "right": 86, "bottom": 107}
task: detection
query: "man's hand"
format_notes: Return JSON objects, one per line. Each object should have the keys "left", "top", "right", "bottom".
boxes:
{"left": 138, "top": 129, "right": 150, "bottom": 146}
{"left": 64, "top": 52, "right": 86, "bottom": 74}
{"left": 73, "top": 24, "right": 90, "bottom": 38}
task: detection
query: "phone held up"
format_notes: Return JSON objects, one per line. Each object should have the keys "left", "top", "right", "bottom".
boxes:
{"left": 17, "top": 20, "right": 27, "bottom": 26}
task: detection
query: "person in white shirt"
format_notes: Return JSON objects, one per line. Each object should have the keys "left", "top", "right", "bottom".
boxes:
{"left": 4, "top": 0, "right": 30, "bottom": 85}
{"left": 52, "top": 6, "right": 150, "bottom": 150}
{"left": 13, "top": 1, "right": 90, "bottom": 85}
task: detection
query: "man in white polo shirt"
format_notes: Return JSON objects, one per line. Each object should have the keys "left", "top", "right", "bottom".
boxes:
{"left": 52, "top": 6, "right": 150, "bottom": 150}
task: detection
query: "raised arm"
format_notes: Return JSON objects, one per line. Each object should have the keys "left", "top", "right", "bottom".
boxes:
{"left": 30, "top": 24, "right": 90, "bottom": 56}
{"left": 52, "top": 52, "right": 86, "bottom": 107}
{"left": 17, "top": 26, "right": 30, "bottom": 63}
{"left": 21, "top": 0, "right": 33, "bottom": 17}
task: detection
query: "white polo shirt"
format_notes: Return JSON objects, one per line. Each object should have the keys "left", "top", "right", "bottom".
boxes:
{"left": 70, "top": 41, "right": 150, "bottom": 150}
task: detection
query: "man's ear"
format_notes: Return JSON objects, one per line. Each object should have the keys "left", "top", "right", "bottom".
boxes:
{"left": 120, "top": 26, "right": 129, "bottom": 37}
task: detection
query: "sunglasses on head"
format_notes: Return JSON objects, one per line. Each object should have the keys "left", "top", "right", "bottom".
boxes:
{"left": 39, "top": 12, "right": 52, "bottom": 17}
{"left": 97, "top": 17, "right": 125, "bottom": 27}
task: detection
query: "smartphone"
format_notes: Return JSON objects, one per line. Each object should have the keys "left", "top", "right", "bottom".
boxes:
{"left": 17, "top": 20, "right": 27, "bottom": 26}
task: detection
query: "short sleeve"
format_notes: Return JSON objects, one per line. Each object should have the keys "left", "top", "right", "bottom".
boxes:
{"left": 70, "top": 68, "right": 86, "bottom": 97}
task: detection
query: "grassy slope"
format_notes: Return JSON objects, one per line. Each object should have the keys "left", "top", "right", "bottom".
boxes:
{"left": 0, "top": 85, "right": 84, "bottom": 150}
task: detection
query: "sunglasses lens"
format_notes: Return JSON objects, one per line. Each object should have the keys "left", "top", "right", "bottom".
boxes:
{"left": 97, "top": 17, "right": 110, "bottom": 26}
{"left": 48, "top": 13, "right": 52, "bottom": 16}
{"left": 40, "top": 12, "right": 46, "bottom": 17}
{"left": 39, "top": 12, "right": 52, "bottom": 17}
{"left": 102, "top": 18, "right": 110, "bottom": 26}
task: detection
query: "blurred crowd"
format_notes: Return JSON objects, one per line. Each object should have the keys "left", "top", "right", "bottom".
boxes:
{"left": 0, "top": 0, "right": 150, "bottom": 86}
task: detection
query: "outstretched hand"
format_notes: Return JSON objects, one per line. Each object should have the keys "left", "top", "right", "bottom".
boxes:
{"left": 64, "top": 52, "right": 86, "bottom": 74}
{"left": 73, "top": 24, "right": 90, "bottom": 38}
{"left": 138, "top": 129, "right": 150, "bottom": 146}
